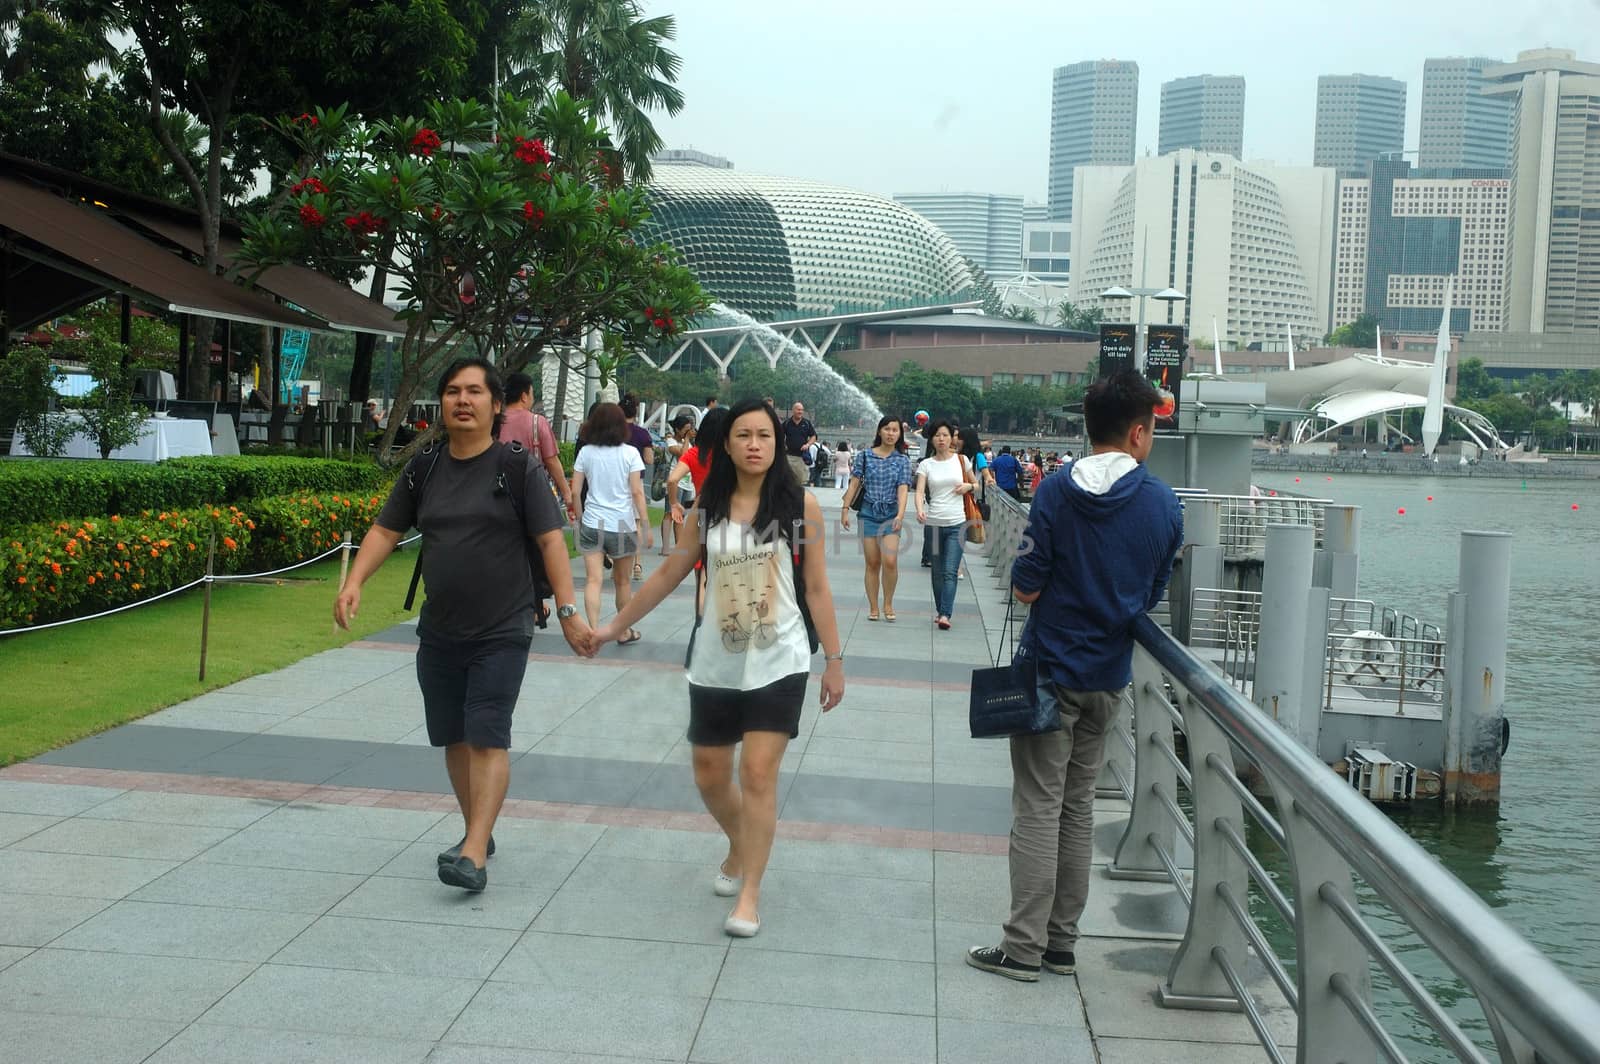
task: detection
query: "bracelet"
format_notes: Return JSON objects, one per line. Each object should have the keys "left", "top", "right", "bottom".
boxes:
{"left": 824, "top": 652, "right": 845, "bottom": 662}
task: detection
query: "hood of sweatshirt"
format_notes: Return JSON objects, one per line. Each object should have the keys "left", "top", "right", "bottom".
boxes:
{"left": 1066, "top": 451, "right": 1146, "bottom": 514}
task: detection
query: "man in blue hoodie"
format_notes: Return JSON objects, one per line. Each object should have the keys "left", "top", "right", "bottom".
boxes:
{"left": 966, "top": 370, "right": 1183, "bottom": 982}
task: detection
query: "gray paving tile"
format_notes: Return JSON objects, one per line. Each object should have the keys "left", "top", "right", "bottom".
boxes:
{"left": 558, "top": 853, "right": 714, "bottom": 899}
{"left": 935, "top": 960, "right": 1088, "bottom": 1027}
{"left": 0, "top": 1009, "right": 184, "bottom": 1064}
{"left": 1078, "top": 869, "right": 1188, "bottom": 940}
{"left": 0, "top": 779, "right": 124, "bottom": 816}
{"left": 251, "top": 802, "right": 445, "bottom": 841}
{"left": 201, "top": 963, "right": 480, "bottom": 1041}
{"left": 0, "top": 947, "right": 252, "bottom": 1021}
{"left": 532, "top": 732, "right": 678, "bottom": 763}
{"left": 689, "top": 1000, "right": 936, "bottom": 1063}
{"left": 812, "top": 711, "right": 933, "bottom": 743}
{"left": 139, "top": 708, "right": 291, "bottom": 733}
{"left": 9, "top": 816, "right": 234, "bottom": 861}
{"left": 196, "top": 827, "right": 410, "bottom": 875}
{"left": 732, "top": 908, "right": 934, "bottom": 963}
{"left": 796, "top": 753, "right": 931, "bottom": 783}
{"left": 425, "top": 1047, "right": 657, "bottom": 1064}
{"left": 0, "top": 849, "right": 176, "bottom": 899}
{"left": 531, "top": 891, "right": 732, "bottom": 945}
{"left": 0, "top": 944, "right": 32, "bottom": 970}
{"left": 1094, "top": 1035, "right": 1274, "bottom": 1063}
{"left": 932, "top": 850, "right": 1010, "bottom": 923}
{"left": 494, "top": 930, "right": 727, "bottom": 996}
{"left": 147, "top": 1025, "right": 436, "bottom": 1064}
{"left": 758, "top": 866, "right": 934, "bottom": 921}
{"left": 319, "top": 746, "right": 454, "bottom": 791}
{"left": 418, "top": 815, "right": 605, "bottom": 856}
{"left": 628, "top": 762, "right": 797, "bottom": 814}
{"left": 932, "top": 782, "right": 1015, "bottom": 835}
{"left": 77, "top": 790, "right": 281, "bottom": 828}
{"left": 130, "top": 862, "right": 366, "bottom": 913}
{"left": 0, "top": 810, "right": 60, "bottom": 845}
{"left": 715, "top": 948, "right": 934, "bottom": 1015}
{"left": 377, "top": 840, "right": 586, "bottom": 891}
{"left": 264, "top": 717, "right": 420, "bottom": 743}
{"left": 0, "top": 889, "right": 114, "bottom": 940}
{"left": 589, "top": 823, "right": 729, "bottom": 866}
{"left": 273, "top": 914, "right": 518, "bottom": 978}
{"left": 805, "top": 736, "right": 932, "bottom": 763}
{"left": 767, "top": 836, "right": 933, "bottom": 881}
{"left": 52, "top": 899, "right": 316, "bottom": 961}
{"left": 33, "top": 724, "right": 249, "bottom": 768}
{"left": 446, "top": 982, "right": 706, "bottom": 1058}
{"left": 330, "top": 873, "right": 553, "bottom": 930}
{"left": 937, "top": 1017, "right": 1098, "bottom": 1063}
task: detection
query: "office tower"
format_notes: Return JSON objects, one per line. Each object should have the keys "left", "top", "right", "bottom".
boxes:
{"left": 1047, "top": 60, "right": 1138, "bottom": 221}
{"left": 1159, "top": 75, "right": 1246, "bottom": 157}
{"left": 1484, "top": 49, "right": 1600, "bottom": 333}
{"left": 895, "top": 193, "right": 1025, "bottom": 278}
{"left": 1330, "top": 177, "right": 1371, "bottom": 329}
{"left": 1419, "top": 58, "right": 1514, "bottom": 169}
{"left": 1312, "top": 74, "right": 1406, "bottom": 171}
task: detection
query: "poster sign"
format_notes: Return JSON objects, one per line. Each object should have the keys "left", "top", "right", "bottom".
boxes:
{"left": 1143, "top": 324, "right": 1185, "bottom": 432}
{"left": 1097, "top": 324, "right": 1135, "bottom": 380}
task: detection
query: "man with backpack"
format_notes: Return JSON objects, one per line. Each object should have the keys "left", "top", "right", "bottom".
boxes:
{"left": 335, "top": 357, "right": 592, "bottom": 894}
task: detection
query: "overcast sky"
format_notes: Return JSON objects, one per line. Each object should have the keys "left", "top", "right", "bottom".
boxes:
{"left": 643, "top": 0, "right": 1600, "bottom": 202}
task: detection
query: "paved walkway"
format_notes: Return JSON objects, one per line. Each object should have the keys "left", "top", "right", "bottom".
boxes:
{"left": 0, "top": 488, "right": 1281, "bottom": 1063}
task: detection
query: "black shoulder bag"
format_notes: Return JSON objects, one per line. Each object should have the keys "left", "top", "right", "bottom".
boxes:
{"left": 969, "top": 598, "right": 1058, "bottom": 739}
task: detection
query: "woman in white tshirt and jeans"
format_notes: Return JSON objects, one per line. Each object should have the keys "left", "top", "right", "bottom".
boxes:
{"left": 571, "top": 402, "right": 653, "bottom": 644}
{"left": 915, "top": 420, "right": 975, "bottom": 630}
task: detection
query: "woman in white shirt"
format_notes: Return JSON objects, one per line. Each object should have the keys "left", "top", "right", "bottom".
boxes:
{"left": 914, "top": 420, "right": 975, "bottom": 631}
{"left": 571, "top": 402, "right": 653, "bottom": 644}
{"left": 590, "top": 399, "right": 846, "bottom": 939}
{"left": 832, "top": 440, "right": 853, "bottom": 490}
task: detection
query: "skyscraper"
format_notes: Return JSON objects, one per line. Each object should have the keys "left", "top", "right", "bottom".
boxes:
{"left": 1485, "top": 49, "right": 1600, "bottom": 333}
{"left": 894, "top": 193, "right": 1025, "bottom": 279}
{"left": 1047, "top": 60, "right": 1138, "bottom": 221}
{"left": 1159, "top": 75, "right": 1246, "bottom": 157}
{"left": 1312, "top": 75, "right": 1407, "bottom": 172}
{"left": 1419, "top": 57, "right": 1514, "bottom": 169}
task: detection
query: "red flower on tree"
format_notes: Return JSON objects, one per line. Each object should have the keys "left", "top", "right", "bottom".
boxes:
{"left": 295, "top": 112, "right": 318, "bottom": 127}
{"left": 512, "top": 136, "right": 552, "bottom": 166}
{"left": 411, "top": 128, "right": 442, "bottom": 156}
{"left": 342, "top": 211, "right": 388, "bottom": 235}
{"left": 291, "top": 176, "right": 328, "bottom": 196}
{"left": 298, "top": 203, "right": 327, "bottom": 228}
{"left": 522, "top": 201, "right": 545, "bottom": 226}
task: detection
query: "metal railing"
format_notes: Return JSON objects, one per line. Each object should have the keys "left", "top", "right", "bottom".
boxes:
{"left": 1179, "top": 492, "right": 1334, "bottom": 560}
{"left": 982, "top": 491, "right": 1600, "bottom": 1064}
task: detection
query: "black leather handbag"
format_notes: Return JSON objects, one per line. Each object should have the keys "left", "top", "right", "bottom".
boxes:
{"left": 969, "top": 600, "right": 1058, "bottom": 739}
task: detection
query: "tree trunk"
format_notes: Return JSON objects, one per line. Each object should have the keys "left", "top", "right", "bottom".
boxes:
{"left": 552, "top": 354, "right": 570, "bottom": 431}
{"left": 347, "top": 237, "right": 395, "bottom": 401}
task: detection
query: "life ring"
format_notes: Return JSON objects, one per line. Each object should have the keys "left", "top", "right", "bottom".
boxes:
{"left": 1337, "top": 629, "right": 1398, "bottom": 686}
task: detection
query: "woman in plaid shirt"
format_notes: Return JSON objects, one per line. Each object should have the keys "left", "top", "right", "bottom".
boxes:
{"left": 839, "top": 416, "right": 913, "bottom": 622}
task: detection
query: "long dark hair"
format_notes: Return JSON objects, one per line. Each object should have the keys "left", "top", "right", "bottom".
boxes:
{"left": 582, "top": 402, "right": 629, "bottom": 447}
{"left": 871, "top": 414, "right": 907, "bottom": 452}
{"left": 958, "top": 425, "right": 981, "bottom": 462}
{"left": 697, "top": 398, "right": 804, "bottom": 547}
{"left": 694, "top": 407, "right": 731, "bottom": 458}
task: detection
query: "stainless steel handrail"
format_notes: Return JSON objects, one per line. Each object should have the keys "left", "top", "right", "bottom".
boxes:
{"left": 981, "top": 487, "right": 1600, "bottom": 1063}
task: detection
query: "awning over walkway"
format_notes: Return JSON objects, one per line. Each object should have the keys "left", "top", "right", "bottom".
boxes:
{"left": 0, "top": 174, "right": 323, "bottom": 334}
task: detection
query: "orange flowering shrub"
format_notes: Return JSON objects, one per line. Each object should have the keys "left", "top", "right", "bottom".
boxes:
{"left": 249, "top": 491, "right": 386, "bottom": 569}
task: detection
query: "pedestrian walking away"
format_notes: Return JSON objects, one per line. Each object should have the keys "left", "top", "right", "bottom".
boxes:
{"left": 571, "top": 402, "right": 654, "bottom": 643}
{"left": 840, "top": 415, "right": 912, "bottom": 622}
{"left": 915, "top": 420, "right": 974, "bottom": 630}
{"left": 992, "top": 445, "right": 1023, "bottom": 501}
{"left": 619, "top": 393, "right": 655, "bottom": 580}
{"left": 499, "top": 372, "right": 574, "bottom": 520}
{"left": 832, "top": 440, "right": 853, "bottom": 490}
{"left": 334, "top": 357, "right": 592, "bottom": 895}
{"left": 658, "top": 414, "right": 697, "bottom": 555}
{"left": 587, "top": 398, "right": 846, "bottom": 939}
{"left": 965, "top": 370, "right": 1182, "bottom": 982}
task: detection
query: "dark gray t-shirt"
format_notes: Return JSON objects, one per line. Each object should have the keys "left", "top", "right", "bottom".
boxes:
{"left": 376, "top": 442, "right": 565, "bottom": 643}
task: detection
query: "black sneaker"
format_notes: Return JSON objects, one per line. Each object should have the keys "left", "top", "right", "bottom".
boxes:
{"left": 1042, "top": 949, "right": 1076, "bottom": 975}
{"left": 437, "top": 855, "right": 487, "bottom": 892}
{"left": 436, "top": 834, "right": 495, "bottom": 866}
{"left": 965, "top": 946, "right": 1039, "bottom": 982}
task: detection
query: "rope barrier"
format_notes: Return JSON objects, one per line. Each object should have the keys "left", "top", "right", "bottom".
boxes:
{"left": 0, "top": 532, "right": 422, "bottom": 638}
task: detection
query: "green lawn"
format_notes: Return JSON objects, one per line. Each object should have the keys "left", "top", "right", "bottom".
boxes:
{"left": 0, "top": 511, "right": 664, "bottom": 766}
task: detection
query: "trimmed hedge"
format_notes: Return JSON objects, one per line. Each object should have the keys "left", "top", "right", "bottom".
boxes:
{"left": 0, "top": 456, "right": 392, "bottom": 530}
{"left": 0, "top": 490, "right": 388, "bottom": 629}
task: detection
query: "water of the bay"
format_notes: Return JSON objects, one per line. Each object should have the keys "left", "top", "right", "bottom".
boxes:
{"left": 1252, "top": 470, "right": 1600, "bottom": 1057}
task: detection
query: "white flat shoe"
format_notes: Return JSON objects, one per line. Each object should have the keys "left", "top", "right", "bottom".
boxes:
{"left": 724, "top": 913, "right": 761, "bottom": 937}
{"left": 713, "top": 871, "right": 742, "bottom": 897}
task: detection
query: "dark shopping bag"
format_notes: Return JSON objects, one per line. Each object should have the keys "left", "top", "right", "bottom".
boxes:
{"left": 969, "top": 600, "right": 1060, "bottom": 739}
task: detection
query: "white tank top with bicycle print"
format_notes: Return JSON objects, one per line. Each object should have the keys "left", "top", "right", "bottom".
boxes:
{"left": 688, "top": 519, "right": 811, "bottom": 691}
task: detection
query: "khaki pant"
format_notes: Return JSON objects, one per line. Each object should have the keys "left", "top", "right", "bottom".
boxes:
{"left": 1001, "top": 682, "right": 1122, "bottom": 965}
{"left": 786, "top": 455, "right": 810, "bottom": 486}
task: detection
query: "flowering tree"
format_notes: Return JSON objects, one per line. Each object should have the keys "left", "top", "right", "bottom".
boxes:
{"left": 239, "top": 92, "right": 707, "bottom": 458}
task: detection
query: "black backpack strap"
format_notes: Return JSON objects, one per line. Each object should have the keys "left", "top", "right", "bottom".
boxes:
{"left": 791, "top": 525, "right": 820, "bottom": 655}
{"left": 496, "top": 441, "right": 552, "bottom": 629}
{"left": 683, "top": 542, "right": 709, "bottom": 669}
{"left": 402, "top": 444, "right": 442, "bottom": 611}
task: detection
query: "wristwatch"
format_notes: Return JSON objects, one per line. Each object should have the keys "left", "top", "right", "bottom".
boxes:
{"left": 556, "top": 603, "right": 578, "bottom": 620}
{"left": 825, "top": 652, "right": 845, "bottom": 663}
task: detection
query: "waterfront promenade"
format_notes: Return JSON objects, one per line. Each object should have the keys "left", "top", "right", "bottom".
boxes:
{"left": 0, "top": 488, "right": 1282, "bottom": 1063}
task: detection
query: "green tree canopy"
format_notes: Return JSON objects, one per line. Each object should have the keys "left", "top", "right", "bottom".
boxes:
{"left": 880, "top": 361, "right": 979, "bottom": 427}
{"left": 1328, "top": 314, "right": 1379, "bottom": 349}
{"left": 1055, "top": 300, "right": 1103, "bottom": 332}
{"left": 1454, "top": 357, "right": 1498, "bottom": 401}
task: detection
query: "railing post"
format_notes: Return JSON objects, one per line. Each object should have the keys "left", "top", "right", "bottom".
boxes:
{"left": 1442, "top": 530, "right": 1511, "bottom": 806}
{"left": 1175, "top": 498, "right": 1224, "bottom": 644}
{"left": 1160, "top": 692, "right": 1249, "bottom": 1011}
{"left": 1270, "top": 783, "right": 1376, "bottom": 1061}
{"left": 1109, "top": 649, "right": 1177, "bottom": 881}
{"left": 1256, "top": 524, "right": 1320, "bottom": 751}
{"left": 1315, "top": 504, "right": 1361, "bottom": 599}
{"left": 1096, "top": 686, "right": 1134, "bottom": 800}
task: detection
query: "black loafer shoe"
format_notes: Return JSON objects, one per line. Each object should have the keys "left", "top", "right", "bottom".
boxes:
{"left": 965, "top": 945, "right": 1039, "bottom": 982}
{"left": 437, "top": 834, "right": 495, "bottom": 866}
{"left": 1042, "top": 949, "right": 1076, "bottom": 974}
{"left": 437, "top": 855, "right": 487, "bottom": 892}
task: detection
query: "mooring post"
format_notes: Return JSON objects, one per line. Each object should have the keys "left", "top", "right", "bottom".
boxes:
{"left": 1256, "top": 524, "right": 1317, "bottom": 749}
{"left": 1175, "top": 497, "right": 1224, "bottom": 645}
{"left": 1317, "top": 504, "right": 1361, "bottom": 600}
{"left": 1443, "top": 531, "right": 1511, "bottom": 805}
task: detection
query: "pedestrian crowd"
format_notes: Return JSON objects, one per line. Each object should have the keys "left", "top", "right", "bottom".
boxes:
{"left": 334, "top": 364, "right": 1180, "bottom": 989}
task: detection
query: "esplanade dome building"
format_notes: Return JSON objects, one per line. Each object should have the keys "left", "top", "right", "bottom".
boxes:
{"left": 644, "top": 160, "right": 981, "bottom": 320}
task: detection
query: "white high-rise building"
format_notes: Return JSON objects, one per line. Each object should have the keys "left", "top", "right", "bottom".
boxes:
{"left": 1331, "top": 178, "right": 1371, "bottom": 330}
{"left": 1071, "top": 151, "right": 1337, "bottom": 348}
{"left": 1159, "top": 75, "right": 1246, "bottom": 157}
{"left": 1485, "top": 48, "right": 1600, "bottom": 334}
{"left": 894, "top": 193, "right": 1024, "bottom": 279}
{"left": 1047, "top": 60, "right": 1139, "bottom": 221}
{"left": 1313, "top": 74, "right": 1407, "bottom": 171}
{"left": 1420, "top": 58, "right": 1513, "bottom": 169}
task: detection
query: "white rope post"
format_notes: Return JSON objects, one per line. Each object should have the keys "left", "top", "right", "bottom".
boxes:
{"left": 198, "top": 530, "right": 216, "bottom": 682}
{"left": 334, "top": 531, "right": 352, "bottom": 636}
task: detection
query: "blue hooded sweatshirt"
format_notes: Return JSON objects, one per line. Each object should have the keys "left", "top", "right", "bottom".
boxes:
{"left": 1010, "top": 452, "right": 1183, "bottom": 692}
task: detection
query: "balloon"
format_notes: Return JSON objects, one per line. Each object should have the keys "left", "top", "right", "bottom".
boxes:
{"left": 1397, "top": 508, "right": 1406, "bottom": 515}
{"left": 914, "top": 410, "right": 929, "bottom": 426}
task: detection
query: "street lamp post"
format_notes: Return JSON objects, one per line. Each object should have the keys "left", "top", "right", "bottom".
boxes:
{"left": 1099, "top": 284, "right": 1186, "bottom": 371}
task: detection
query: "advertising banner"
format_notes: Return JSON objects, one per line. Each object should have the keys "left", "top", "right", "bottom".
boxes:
{"left": 1143, "top": 324, "right": 1185, "bottom": 432}
{"left": 1097, "top": 323, "right": 1135, "bottom": 380}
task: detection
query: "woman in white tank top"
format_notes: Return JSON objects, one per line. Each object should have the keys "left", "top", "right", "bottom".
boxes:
{"left": 590, "top": 399, "right": 846, "bottom": 939}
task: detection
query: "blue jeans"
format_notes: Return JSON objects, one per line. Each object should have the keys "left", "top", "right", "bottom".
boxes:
{"left": 929, "top": 524, "right": 964, "bottom": 619}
